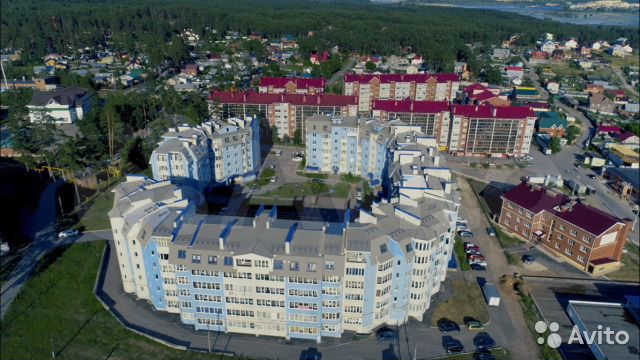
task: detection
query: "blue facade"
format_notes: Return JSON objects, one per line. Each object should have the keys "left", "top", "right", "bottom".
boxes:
{"left": 144, "top": 240, "right": 167, "bottom": 311}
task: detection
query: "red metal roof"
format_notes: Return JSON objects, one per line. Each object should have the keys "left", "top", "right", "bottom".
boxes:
{"left": 372, "top": 100, "right": 450, "bottom": 113}
{"left": 597, "top": 125, "right": 622, "bottom": 134}
{"left": 259, "top": 77, "right": 326, "bottom": 89}
{"left": 451, "top": 105, "right": 535, "bottom": 119}
{"left": 503, "top": 182, "right": 568, "bottom": 214}
{"left": 505, "top": 66, "right": 523, "bottom": 71}
{"left": 503, "top": 182, "right": 624, "bottom": 235}
{"left": 209, "top": 91, "right": 357, "bottom": 106}
{"left": 344, "top": 73, "right": 459, "bottom": 84}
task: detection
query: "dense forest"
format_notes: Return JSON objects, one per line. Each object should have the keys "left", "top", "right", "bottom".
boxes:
{"left": 1, "top": 0, "right": 638, "bottom": 72}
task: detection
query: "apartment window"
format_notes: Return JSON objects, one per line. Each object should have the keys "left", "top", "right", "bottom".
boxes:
{"left": 324, "top": 260, "right": 335, "bottom": 270}
{"left": 290, "top": 261, "right": 300, "bottom": 271}
{"left": 568, "top": 240, "right": 576, "bottom": 246}
{"left": 192, "top": 254, "right": 201, "bottom": 264}
{"left": 557, "top": 234, "right": 564, "bottom": 240}
{"left": 178, "top": 250, "right": 186, "bottom": 259}
{"left": 570, "top": 229, "right": 578, "bottom": 236}
{"left": 274, "top": 260, "right": 284, "bottom": 270}
{"left": 583, "top": 235, "right": 593, "bottom": 244}
{"left": 565, "top": 248, "right": 573, "bottom": 256}
{"left": 577, "top": 255, "right": 585, "bottom": 263}
{"left": 208, "top": 255, "right": 218, "bottom": 264}
{"left": 224, "top": 256, "right": 233, "bottom": 266}
{"left": 555, "top": 243, "right": 561, "bottom": 249}
{"left": 307, "top": 263, "right": 317, "bottom": 272}
{"left": 559, "top": 225, "right": 565, "bottom": 231}
{"left": 580, "top": 245, "right": 589, "bottom": 253}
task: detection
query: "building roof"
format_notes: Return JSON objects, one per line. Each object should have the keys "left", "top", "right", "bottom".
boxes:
{"left": 505, "top": 66, "right": 523, "bottom": 71}
{"left": 209, "top": 91, "right": 357, "bottom": 107}
{"left": 618, "top": 131, "right": 638, "bottom": 142}
{"left": 259, "top": 77, "right": 326, "bottom": 89}
{"left": 607, "top": 167, "right": 640, "bottom": 189}
{"left": 372, "top": 100, "right": 450, "bottom": 114}
{"left": 538, "top": 112, "right": 568, "bottom": 129}
{"left": 344, "top": 73, "right": 459, "bottom": 84}
{"left": 597, "top": 125, "right": 622, "bottom": 134}
{"left": 451, "top": 105, "right": 535, "bottom": 119}
{"left": 503, "top": 182, "right": 568, "bottom": 214}
{"left": 28, "top": 86, "right": 88, "bottom": 106}
{"left": 503, "top": 182, "right": 625, "bottom": 235}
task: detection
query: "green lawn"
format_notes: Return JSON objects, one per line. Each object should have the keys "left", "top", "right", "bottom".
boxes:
{"left": 0, "top": 242, "right": 239, "bottom": 360}
{"left": 332, "top": 182, "right": 351, "bottom": 198}
{"left": 340, "top": 173, "right": 363, "bottom": 184}
{"left": 76, "top": 190, "right": 114, "bottom": 231}
{"left": 296, "top": 171, "right": 328, "bottom": 179}
{"left": 607, "top": 242, "right": 640, "bottom": 282}
{"left": 519, "top": 293, "right": 562, "bottom": 360}
{"left": 454, "top": 236, "right": 470, "bottom": 271}
{"left": 431, "top": 279, "right": 490, "bottom": 326}
{"left": 262, "top": 181, "right": 329, "bottom": 198}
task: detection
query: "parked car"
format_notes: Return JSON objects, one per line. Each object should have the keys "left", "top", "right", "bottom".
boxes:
{"left": 467, "top": 254, "right": 485, "bottom": 261}
{"left": 376, "top": 327, "right": 398, "bottom": 343}
{"left": 466, "top": 320, "right": 485, "bottom": 331}
{"left": 464, "top": 242, "right": 477, "bottom": 249}
{"left": 438, "top": 319, "right": 460, "bottom": 332}
{"left": 465, "top": 246, "right": 480, "bottom": 253}
{"left": 470, "top": 263, "right": 486, "bottom": 271}
{"left": 292, "top": 156, "right": 303, "bottom": 162}
{"left": 474, "top": 351, "right": 496, "bottom": 360}
{"left": 468, "top": 260, "right": 488, "bottom": 267}
{"left": 458, "top": 230, "right": 474, "bottom": 238}
{"left": 457, "top": 217, "right": 468, "bottom": 224}
{"left": 473, "top": 333, "right": 496, "bottom": 350}
{"left": 270, "top": 177, "right": 277, "bottom": 183}
{"left": 522, "top": 255, "right": 535, "bottom": 264}
{"left": 442, "top": 336, "right": 464, "bottom": 354}
{"left": 58, "top": 229, "right": 79, "bottom": 239}
{"left": 486, "top": 227, "right": 496, "bottom": 237}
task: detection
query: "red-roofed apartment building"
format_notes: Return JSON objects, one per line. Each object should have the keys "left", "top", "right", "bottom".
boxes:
{"left": 499, "top": 182, "right": 631, "bottom": 274}
{"left": 258, "top": 77, "right": 326, "bottom": 95}
{"left": 209, "top": 91, "right": 357, "bottom": 140}
{"left": 372, "top": 100, "right": 451, "bottom": 147}
{"left": 343, "top": 73, "right": 460, "bottom": 112}
{"left": 448, "top": 105, "right": 536, "bottom": 157}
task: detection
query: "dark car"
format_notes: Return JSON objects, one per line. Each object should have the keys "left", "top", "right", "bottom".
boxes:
{"left": 486, "top": 227, "right": 496, "bottom": 237}
{"left": 300, "top": 347, "right": 322, "bottom": 360}
{"left": 438, "top": 319, "right": 460, "bottom": 332}
{"left": 522, "top": 255, "right": 535, "bottom": 264}
{"left": 442, "top": 336, "right": 464, "bottom": 354}
{"left": 470, "top": 263, "right": 486, "bottom": 271}
{"left": 473, "top": 332, "right": 496, "bottom": 350}
{"left": 376, "top": 327, "right": 398, "bottom": 343}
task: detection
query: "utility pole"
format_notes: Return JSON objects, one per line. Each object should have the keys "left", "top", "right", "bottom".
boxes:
{"left": 50, "top": 337, "right": 55, "bottom": 359}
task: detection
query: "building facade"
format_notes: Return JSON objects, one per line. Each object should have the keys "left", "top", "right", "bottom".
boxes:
{"left": 209, "top": 91, "right": 358, "bottom": 141}
{"left": 498, "top": 182, "right": 630, "bottom": 274}
{"left": 27, "top": 86, "right": 91, "bottom": 124}
{"left": 150, "top": 126, "right": 212, "bottom": 191}
{"left": 258, "top": 77, "right": 326, "bottom": 95}
{"left": 344, "top": 73, "right": 460, "bottom": 113}
{"left": 109, "top": 144, "right": 459, "bottom": 342}
{"left": 305, "top": 115, "right": 390, "bottom": 184}
{"left": 448, "top": 105, "right": 536, "bottom": 157}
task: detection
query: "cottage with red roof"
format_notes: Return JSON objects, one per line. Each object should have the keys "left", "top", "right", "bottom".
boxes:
{"left": 529, "top": 51, "right": 549, "bottom": 64}
{"left": 447, "top": 105, "right": 536, "bottom": 157}
{"left": 463, "top": 83, "right": 511, "bottom": 107}
{"left": 499, "top": 182, "right": 630, "bottom": 274}
{"left": 344, "top": 73, "right": 460, "bottom": 112}
{"left": 258, "top": 77, "right": 326, "bottom": 95}
{"left": 505, "top": 66, "right": 524, "bottom": 79}
{"left": 596, "top": 124, "right": 622, "bottom": 136}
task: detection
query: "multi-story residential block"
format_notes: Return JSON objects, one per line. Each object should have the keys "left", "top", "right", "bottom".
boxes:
{"left": 27, "top": 86, "right": 91, "bottom": 124}
{"left": 305, "top": 115, "right": 390, "bottom": 184}
{"left": 448, "top": 105, "right": 536, "bottom": 157}
{"left": 150, "top": 125, "right": 212, "bottom": 191}
{"left": 110, "top": 138, "right": 459, "bottom": 342}
{"left": 201, "top": 117, "right": 261, "bottom": 184}
{"left": 371, "top": 100, "right": 451, "bottom": 148}
{"left": 150, "top": 117, "right": 260, "bottom": 189}
{"left": 258, "top": 77, "right": 326, "bottom": 95}
{"left": 209, "top": 91, "right": 358, "bottom": 141}
{"left": 498, "top": 182, "right": 631, "bottom": 274}
{"left": 343, "top": 73, "right": 460, "bottom": 112}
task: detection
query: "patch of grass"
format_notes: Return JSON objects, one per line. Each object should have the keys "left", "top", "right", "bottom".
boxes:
{"left": 494, "top": 226, "right": 524, "bottom": 249}
{"left": 0, "top": 242, "right": 235, "bottom": 360}
{"left": 454, "top": 236, "right": 470, "bottom": 271}
{"left": 260, "top": 168, "right": 276, "bottom": 179}
{"left": 76, "top": 190, "right": 114, "bottom": 231}
{"left": 332, "top": 182, "right": 351, "bottom": 198}
{"left": 467, "top": 179, "right": 492, "bottom": 216}
{"left": 262, "top": 181, "right": 328, "bottom": 198}
{"left": 295, "top": 171, "right": 328, "bottom": 179}
{"left": 362, "top": 181, "right": 373, "bottom": 196}
{"left": 340, "top": 173, "right": 363, "bottom": 184}
{"left": 431, "top": 279, "right": 490, "bottom": 326}
{"left": 519, "top": 293, "right": 563, "bottom": 360}
{"left": 607, "top": 242, "right": 640, "bottom": 281}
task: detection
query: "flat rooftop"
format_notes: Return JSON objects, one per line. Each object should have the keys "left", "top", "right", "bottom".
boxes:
{"left": 568, "top": 300, "right": 640, "bottom": 360}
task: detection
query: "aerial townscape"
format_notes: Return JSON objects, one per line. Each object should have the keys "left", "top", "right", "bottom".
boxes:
{"left": 1, "top": 1, "right": 639, "bottom": 360}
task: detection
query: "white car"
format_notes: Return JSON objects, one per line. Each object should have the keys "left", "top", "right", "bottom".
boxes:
{"left": 292, "top": 156, "right": 303, "bottom": 162}
{"left": 270, "top": 177, "right": 277, "bottom": 183}
{"left": 58, "top": 229, "right": 79, "bottom": 239}
{"left": 468, "top": 259, "right": 487, "bottom": 267}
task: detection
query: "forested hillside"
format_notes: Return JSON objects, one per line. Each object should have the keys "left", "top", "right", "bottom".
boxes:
{"left": 1, "top": 0, "right": 637, "bottom": 71}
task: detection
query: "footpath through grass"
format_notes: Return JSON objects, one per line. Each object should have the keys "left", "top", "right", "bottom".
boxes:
{"left": 0, "top": 242, "right": 241, "bottom": 360}
{"left": 519, "top": 293, "right": 563, "bottom": 360}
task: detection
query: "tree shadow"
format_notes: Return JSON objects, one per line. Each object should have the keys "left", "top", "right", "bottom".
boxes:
{"left": 382, "top": 343, "right": 398, "bottom": 360}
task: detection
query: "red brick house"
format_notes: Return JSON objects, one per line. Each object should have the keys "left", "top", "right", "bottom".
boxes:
{"left": 498, "top": 182, "right": 630, "bottom": 274}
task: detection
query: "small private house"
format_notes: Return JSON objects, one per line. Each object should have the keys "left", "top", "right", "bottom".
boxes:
{"left": 537, "top": 112, "right": 568, "bottom": 137}
{"left": 27, "top": 86, "right": 91, "bottom": 124}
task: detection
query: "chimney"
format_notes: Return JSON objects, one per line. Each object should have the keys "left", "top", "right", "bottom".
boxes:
{"left": 218, "top": 236, "right": 224, "bottom": 250}
{"left": 285, "top": 241, "right": 290, "bottom": 254}
{"left": 491, "top": 106, "right": 497, "bottom": 117}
